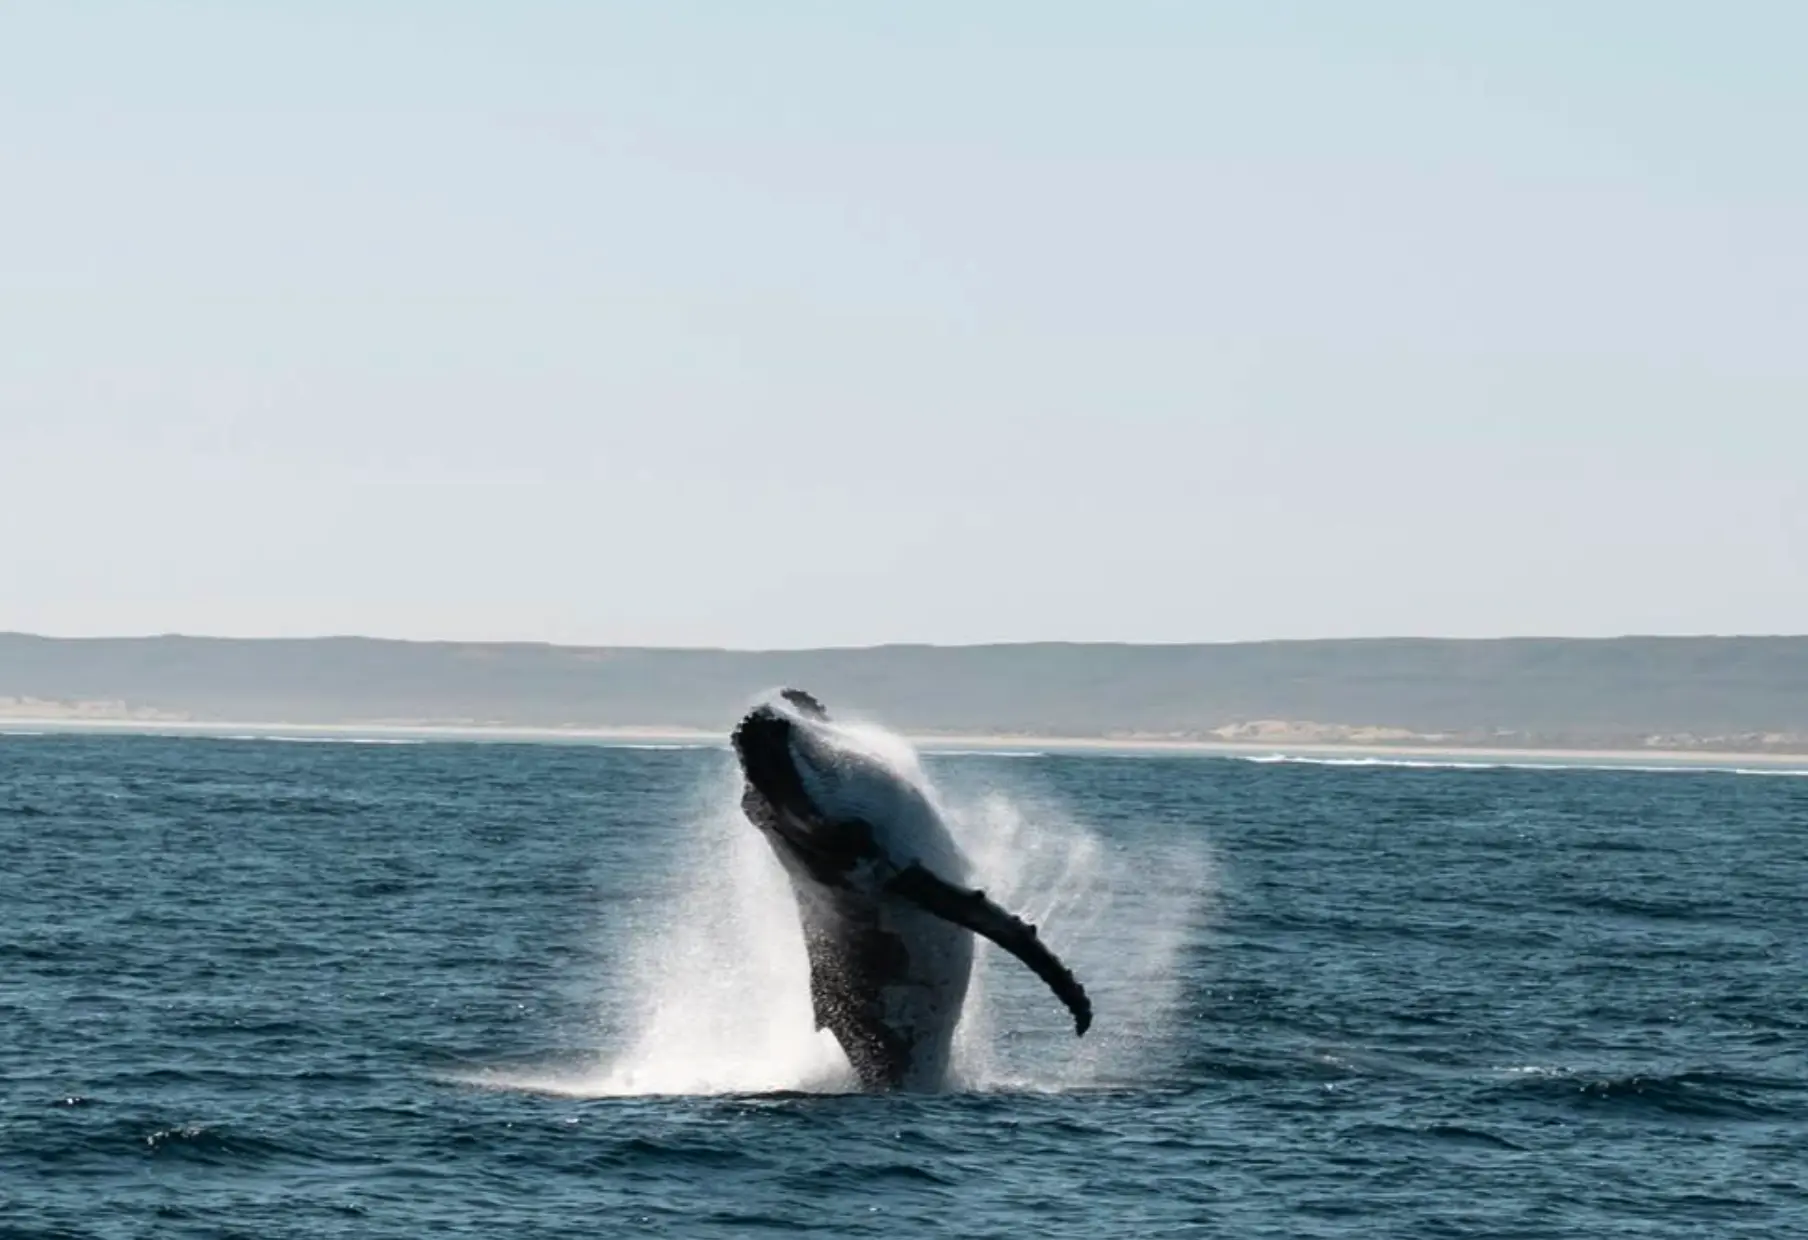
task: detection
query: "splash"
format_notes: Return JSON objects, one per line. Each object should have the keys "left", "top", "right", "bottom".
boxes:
{"left": 945, "top": 785, "right": 1209, "bottom": 1092}
{"left": 483, "top": 724, "right": 1209, "bottom": 1097}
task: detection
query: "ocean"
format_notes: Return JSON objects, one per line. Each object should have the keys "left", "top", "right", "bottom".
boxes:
{"left": 3, "top": 732, "right": 1805, "bottom": 1238}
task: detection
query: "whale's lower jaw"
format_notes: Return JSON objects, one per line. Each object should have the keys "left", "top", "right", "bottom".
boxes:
{"left": 730, "top": 707, "right": 812, "bottom": 821}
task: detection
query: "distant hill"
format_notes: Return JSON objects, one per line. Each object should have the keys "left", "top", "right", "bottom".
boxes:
{"left": 3, "top": 633, "right": 1806, "bottom": 752}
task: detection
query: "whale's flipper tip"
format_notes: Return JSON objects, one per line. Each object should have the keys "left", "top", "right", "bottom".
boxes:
{"left": 886, "top": 861, "right": 1093, "bottom": 1039}
{"left": 1061, "top": 968, "right": 1092, "bottom": 1036}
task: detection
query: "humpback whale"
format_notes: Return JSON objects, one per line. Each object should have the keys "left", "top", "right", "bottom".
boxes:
{"left": 730, "top": 688, "right": 1091, "bottom": 1091}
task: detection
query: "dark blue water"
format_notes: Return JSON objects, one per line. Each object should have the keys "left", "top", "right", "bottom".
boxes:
{"left": 4, "top": 734, "right": 1806, "bottom": 1238}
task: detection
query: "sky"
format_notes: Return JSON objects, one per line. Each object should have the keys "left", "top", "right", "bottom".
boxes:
{"left": 2, "top": 2, "right": 1803, "bottom": 647}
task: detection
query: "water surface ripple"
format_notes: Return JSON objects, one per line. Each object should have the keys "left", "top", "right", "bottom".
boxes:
{"left": 3, "top": 735, "right": 1805, "bottom": 1237}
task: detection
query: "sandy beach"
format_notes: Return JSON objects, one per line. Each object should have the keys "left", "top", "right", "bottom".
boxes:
{"left": 4, "top": 715, "right": 1805, "bottom": 769}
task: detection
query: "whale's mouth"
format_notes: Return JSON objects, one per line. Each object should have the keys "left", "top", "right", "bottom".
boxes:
{"left": 733, "top": 692, "right": 876, "bottom": 879}
{"left": 731, "top": 704, "right": 812, "bottom": 819}
{"left": 731, "top": 689, "right": 836, "bottom": 805}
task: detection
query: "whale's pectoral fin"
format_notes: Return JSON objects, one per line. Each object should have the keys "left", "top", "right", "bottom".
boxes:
{"left": 886, "top": 862, "right": 1092, "bottom": 1036}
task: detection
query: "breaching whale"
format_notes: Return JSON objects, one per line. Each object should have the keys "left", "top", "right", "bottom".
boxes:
{"left": 730, "top": 688, "right": 1091, "bottom": 1091}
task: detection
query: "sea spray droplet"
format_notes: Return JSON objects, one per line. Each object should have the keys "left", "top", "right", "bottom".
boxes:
{"left": 506, "top": 763, "right": 852, "bottom": 1097}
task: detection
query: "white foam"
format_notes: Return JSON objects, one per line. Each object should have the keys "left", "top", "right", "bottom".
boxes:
{"left": 1243, "top": 753, "right": 1495, "bottom": 769}
{"left": 922, "top": 749, "right": 1049, "bottom": 759}
{"left": 215, "top": 732, "right": 425, "bottom": 745}
{"left": 1238, "top": 752, "right": 1808, "bottom": 776}
{"left": 472, "top": 763, "right": 851, "bottom": 1098}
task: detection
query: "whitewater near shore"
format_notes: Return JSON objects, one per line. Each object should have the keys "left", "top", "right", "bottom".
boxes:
{"left": 5, "top": 714, "right": 1806, "bottom": 772}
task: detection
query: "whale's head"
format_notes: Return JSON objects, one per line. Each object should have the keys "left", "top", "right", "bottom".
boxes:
{"left": 731, "top": 689, "right": 952, "bottom": 881}
{"left": 730, "top": 688, "right": 833, "bottom": 823}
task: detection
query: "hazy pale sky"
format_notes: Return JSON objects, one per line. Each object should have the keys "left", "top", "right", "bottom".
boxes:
{"left": 3, "top": 2, "right": 1803, "bottom": 647}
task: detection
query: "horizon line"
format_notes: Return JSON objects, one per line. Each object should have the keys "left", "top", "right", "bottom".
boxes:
{"left": 4, "top": 630, "right": 1804, "bottom": 653}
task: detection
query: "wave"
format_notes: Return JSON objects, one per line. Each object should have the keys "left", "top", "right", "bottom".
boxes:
{"left": 1335, "top": 1120, "right": 1527, "bottom": 1151}
{"left": 923, "top": 749, "right": 1050, "bottom": 759}
{"left": 1481, "top": 1068, "right": 1804, "bottom": 1120}
{"left": 138, "top": 1123, "right": 318, "bottom": 1164}
{"left": 1242, "top": 754, "right": 1498, "bottom": 770}
{"left": 1237, "top": 753, "right": 1808, "bottom": 777}
{"left": 215, "top": 733, "right": 425, "bottom": 746}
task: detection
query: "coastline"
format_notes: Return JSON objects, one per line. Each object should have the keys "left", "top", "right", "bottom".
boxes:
{"left": 3, "top": 715, "right": 1806, "bottom": 770}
